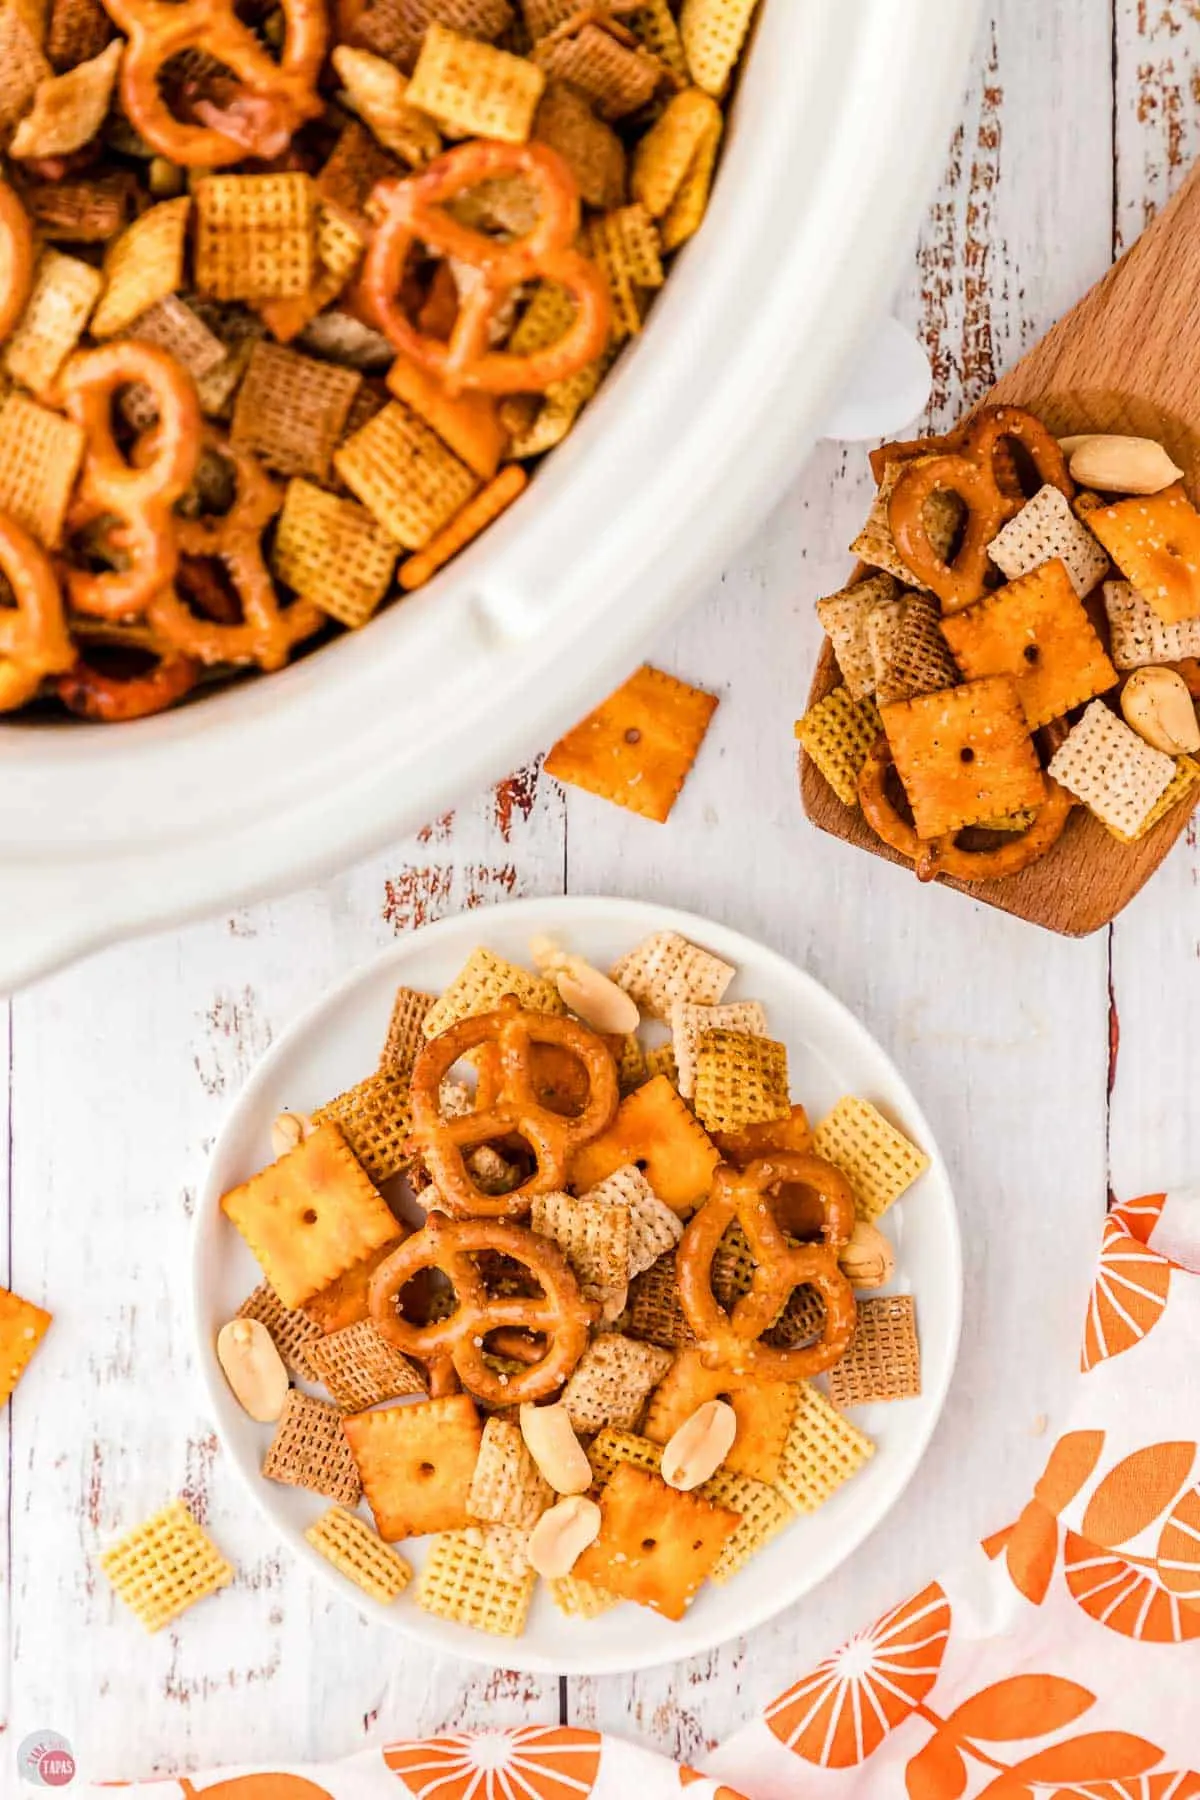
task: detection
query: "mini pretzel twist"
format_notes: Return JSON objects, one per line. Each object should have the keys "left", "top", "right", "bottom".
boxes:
{"left": 676, "top": 1154, "right": 858, "bottom": 1380}
{"left": 147, "top": 436, "right": 324, "bottom": 670}
{"left": 0, "top": 180, "right": 34, "bottom": 345}
{"left": 858, "top": 734, "right": 1075, "bottom": 884}
{"left": 369, "top": 1212, "right": 595, "bottom": 1406}
{"left": 59, "top": 342, "right": 202, "bottom": 621}
{"left": 887, "top": 405, "right": 1075, "bottom": 612}
{"left": 0, "top": 510, "right": 74, "bottom": 711}
{"left": 409, "top": 994, "right": 620, "bottom": 1219}
{"left": 363, "top": 141, "right": 612, "bottom": 396}
{"left": 56, "top": 623, "right": 201, "bottom": 721}
{"left": 101, "top": 0, "right": 327, "bottom": 166}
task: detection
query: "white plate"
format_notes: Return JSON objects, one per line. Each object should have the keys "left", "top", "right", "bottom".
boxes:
{"left": 192, "top": 896, "right": 962, "bottom": 1675}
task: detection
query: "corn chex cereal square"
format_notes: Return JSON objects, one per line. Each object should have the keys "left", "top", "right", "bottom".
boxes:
{"left": 680, "top": 0, "right": 760, "bottom": 96}
{"left": 236, "top": 1280, "right": 322, "bottom": 1379}
{"left": 334, "top": 399, "right": 479, "bottom": 551}
{"left": 232, "top": 342, "right": 362, "bottom": 482}
{"left": 881, "top": 676, "right": 1046, "bottom": 839}
{"left": 90, "top": 198, "right": 191, "bottom": 340}
{"left": 263, "top": 1389, "right": 362, "bottom": 1505}
{"left": 586, "top": 1424, "right": 663, "bottom": 1490}
{"left": 463, "top": 1522, "right": 535, "bottom": 1585}
{"left": 221, "top": 1121, "right": 399, "bottom": 1308}
{"left": 626, "top": 0, "right": 689, "bottom": 74}
{"left": 632, "top": 84, "right": 721, "bottom": 217}
{"left": 816, "top": 572, "right": 900, "bottom": 701}
{"left": 643, "top": 1041, "right": 679, "bottom": 1086}
{"left": 610, "top": 930, "right": 735, "bottom": 1020}
{"left": 704, "top": 1467, "right": 791, "bottom": 1582}
{"left": 693, "top": 1029, "right": 789, "bottom": 1134}
{"left": 273, "top": 479, "right": 398, "bottom": 629}
{"left": 379, "top": 985, "right": 435, "bottom": 1076}
{"left": 2, "top": 248, "right": 101, "bottom": 395}
{"left": 305, "top": 1505, "right": 412, "bottom": 1603}
{"left": 866, "top": 591, "right": 960, "bottom": 706}
{"left": 1103, "top": 577, "right": 1200, "bottom": 669}
{"left": 987, "top": 483, "right": 1111, "bottom": 597}
{"left": 466, "top": 1416, "right": 553, "bottom": 1528}
{"left": 408, "top": 21, "right": 544, "bottom": 139}
{"left": 580, "top": 1164, "right": 683, "bottom": 1276}
{"left": 311, "top": 1071, "right": 414, "bottom": 1185}
{"left": 1106, "top": 754, "right": 1200, "bottom": 844}
{"left": 813, "top": 1097, "right": 929, "bottom": 1225}
{"left": 0, "top": 1288, "right": 52, "bottom": 1406}
{"left": 101, "top": 1499, "right": 233, "bottom": 1633}
{"left": 562, "top": 1332, "right": 673, "bottom": 1434}
{"left": 416, "top": 1529, "right": 536, "bottom": 1637}
{"left": 626, "top": 1253, "right": 696, "bottom": 1349}
{"left": 660, "top": 102, "right": 722, "bottom": 251}
{"left": 305, "top": 1319, "right": 426, "bottom": 1411}
{"left": 575, "top": 1463, "right": 740, "bottom": 1619}
{"left": 545, "top": 664, "right": 718, "bottom": 823}
{"left": 775, "top": 1382, "right": 874, "bottom": 1513}
{"left": 1048, "top": 698, "right": 1177, "bottom": 838}
{"left": 1086, "top": 486, "right": 1200, "bottom": 625}
{"left": 670, "top": 999, "right": 767, "bottom": 1099}
{"left": 398, "top": 465, "right": 528, "bottom": 593}
{"left": 584, "top": 202, "right": 665, "bottom": 339}
{"left": 568, "top": 1076, "right": 721, "bottom": 1214}
{"left": 422, "top": 946, "right": 563, "bottom": 1037}
{"left": 852, "top": 458, "right": 963, "bottom": 590}
{"left": 194, "top": 173, "right": 317, "bottom": 302}
{"left": 530, "top": 1188, "right": 631, "bottom": 1291}
{"left": 344, "top": 1394, "right": 482, "bottom": 1540}
{"left": 829, "top": 1293, "right": 921, "bottom": 1408}
{"left": 795, "top": 686, "right": 884, "bottom": 808}
{"left": 548, "top": 1574, "right": 622, "bottom": 1618}
{"left": 942, "top": 560, "right": 1117, "bottom": 730}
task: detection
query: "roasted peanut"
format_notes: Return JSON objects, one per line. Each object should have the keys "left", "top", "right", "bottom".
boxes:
{"left": 1064, "top": 434, "right": 1184, "bottom": 496}
{"left": 1121, "top": 666, "right": 1200, "bottom": 755}
{"left": 519, "top": 1400, "right": 592, "bottom": 1495}
{"left": 216, "top": 1317, "right": 289, "bottom": 1422}
{"left": 838, "top": 1219, "right": 897, "bottom": 1289}
{"left": 271, "top": 1110, "right": 313, "bottom": 1157}
{"left": 661, "top": 1398, "right": 737, "bottom": 1490}
{"left": 528, "top": 1495, "right": 602, "bottom": 1579}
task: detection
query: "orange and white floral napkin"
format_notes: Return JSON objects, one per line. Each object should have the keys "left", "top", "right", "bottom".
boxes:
{"left": 82, "top": 1191, "right": 1200, "bottom": 1799}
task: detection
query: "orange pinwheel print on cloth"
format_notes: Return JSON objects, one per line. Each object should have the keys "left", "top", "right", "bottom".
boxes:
{"left": 75, "top": 1190, "right": 1200, "bottom": 1800}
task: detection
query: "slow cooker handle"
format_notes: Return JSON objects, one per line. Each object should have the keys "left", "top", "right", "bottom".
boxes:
{"left": 820, "top": 316, "right": 931, "bottom": 443}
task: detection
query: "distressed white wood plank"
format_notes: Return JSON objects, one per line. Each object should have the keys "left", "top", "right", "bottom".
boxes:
{"left": 5, "top": 778, "right": 565, "bottom": 1780}
{"left": 1108, "top": 1, "right": 1200, "bottom": 1201}
{"left": 567, "top": 0, "right": 1116, "bottom": 1752}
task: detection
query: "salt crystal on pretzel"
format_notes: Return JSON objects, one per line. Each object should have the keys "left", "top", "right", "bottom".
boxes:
{"left": 90, "top": 196, "right": 190, "bottom": 339}
{"left": 2, "top": 248, "right": 101, "bottom": 395}
{"left": 273, "top": 478, "right": 398, "bottom": 630}
{"left": 679, "top": 0, "right": 761, "bottom": 97}
{"left": 9, "top": 38, "right": 123, "bottom": 159}
{"left": 988, "top": 482, "right": 1111, "bottom": 599}
{"left": 1048, "top": 698, "right": 1177, "bottom": 839}
{"left": 408, "top": 21, "right": 545, "bottom": 140}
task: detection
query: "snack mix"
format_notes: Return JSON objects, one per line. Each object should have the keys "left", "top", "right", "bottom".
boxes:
{"left": 0, "top": 0, "right": 764, "bottom": 721}
{"left": 798, "top": 412, "right": 1200, "bottom": 884}
{"left": 209, "top": 929, "right": 929, "bottom": 1636}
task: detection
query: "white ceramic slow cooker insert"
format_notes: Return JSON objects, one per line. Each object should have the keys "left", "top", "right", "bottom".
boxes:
{"left": 0, "top": 0, "right": 981, "bottom": 989}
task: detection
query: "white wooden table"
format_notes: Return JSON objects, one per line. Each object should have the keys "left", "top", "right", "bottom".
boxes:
{"left": 5, "top": 1, "right": 1200, "bottom": 1782}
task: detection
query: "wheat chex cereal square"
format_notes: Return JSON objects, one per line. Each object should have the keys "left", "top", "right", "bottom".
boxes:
{"left": 534, "top": 79, "right": 627, "bottom": 209}
{"left": 422, "top": 945, "right": 563, "bottom": 1036}
{"left": 852, "top": 457, "right": 963, "bottom": 590}
{"left": 670, "top": 999, "right": 767, "bottom": 1099}
{"left": 815, "top": 572, "right": 900, "bottom": 701}
{"left": 305, "top": 1319, "right": 426, "bottom": 1411}
{"left": 221, "top": 1121, "right": 399, "bottom": 1308}
{"left": 942, "top": 559, "right": 1117, "bottom": 729}
{"left": 263, "top": 1389, "right": 362, "bottom": 1505}
{"left": 1086, "top": 485, "right": 1200, "bottom": 625}
{"left": 545, "top": 664, "right": 718, "bottom": 823}
{"left": 580, "top": 1164, "right": 683, "bottom": 1276}
{"left": 466, "top": 1416, "right": 553, "bottom": 1528}
{"left": 562, "top": 1332, "right": 673, "bottom": 1434}
{"left": 0, "top": 1288, "right": 52, "bottom": 1406}
{"left": 1106, "top": 754, "right": 1200, "bottom": 844}
{"left": 273, "top": 478, "right": 398, "bottom": 629}
{"left": 574, "top": 1463, "right": 740, "bottom": 1619}
{"left": 101, "top": 1499, "right": 233, "bottom": 1633}
{"left": 610, "top": 929, "right": 735, "bottom": 1019}
{"left": 866, "top": 591, "right": 960, "bottom": 706}
{"left": 703, "top": 1467, "right": 791, "bottom": 1582}
{"left": 334, "top": 399, "right": 479, "bottom": 551}
{"left": 408, "top": 21, "right": 544, "bottom": 138}
{"left": 693, "top": 1029, "right": 789, "bottom": 1134}
{"left": 533, "top": 19, "right": 662, "bottom": 121}
{"left": 416, "top": 1528, "right": 536, "bottom": 1637}
{"left": 568, "top": 1075, "right": 721, "bottom": 1214}
{"left": 236, "top": 1280, "right": 323, "bottom": 1379}
{"left": 310, "top": 1071, "right": 414, "bottom": 1185}
{"left": 2, "top": 248, "right": 101, "bottom": 396}
{"left": 1103, "top": 577, "right": 1200, "bottom": 668}
{"left": 305, "top": 1505, "right": 412, "bottom": 1603}
{"left": 378, "top": 985, "right": 435, "bottom": 1076}
{"left": 775, "top": 1382, "right": 875, "bottom": 1513}
{"left": 1048, "top": 698, "right": 1177, "bottom": 838}
{"left": 344, "top": 1393, "right": 482, "bottom": 1540}
{"left": 194, "top": 173, "right": 317, "bottom": 302}
{"left": 530, "top": 1188, "right": 631, "bottom": 1290}
{"left": 794, "top": 685, "right": 884, "bottom": 809}
{"left": 829, "top": 1293, "right": 921, "bottom": 1408}
{"left": 626, "top": 1252, "right": 696, "bottom": 1349}
{"left": 881, "top": 675, "right": 1046, "bottom": 838}
{"left": 231, "top": 342, "right": 361, "bottom": 482}
{"left": 813, "top": 1096, "right": 929, "bottom": 1225}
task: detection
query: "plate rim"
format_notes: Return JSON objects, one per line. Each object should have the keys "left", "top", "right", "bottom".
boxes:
{"left": 191, "top": 894, "right": 963, "bottom": 1675}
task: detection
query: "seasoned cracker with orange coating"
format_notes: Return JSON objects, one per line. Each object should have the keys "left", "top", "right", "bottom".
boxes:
{"left": 574, "top": 1462, "right": 740, "bottom": 1619}
{"left": 344, "top": 1393, "right": 483, "bottom": 1541}
{"left": 1087, "top": 485, "right": 1200, "bottom": 625}
{"left": 881, "top": 675, "right": 1046, "bottom": 839}
{"left": 301, "top": 1236, "right": 407, "bottom": 1335}
{"left": 568, "top": 1074, "right": 721, "bottom": 1214}
{"left": 545, "top": 663, "right": 718, "bottom": 823}
{"left": 0, "top": 1287, "right": 52, "bottom": 1406}
{"left": 220, "top": 1120, "right": 400, "bottom": 1308}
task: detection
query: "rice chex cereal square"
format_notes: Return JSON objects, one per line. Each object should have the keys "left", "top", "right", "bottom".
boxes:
{"left": 812, "top": 1097, "right": 929, "bottom": 1225}
{"left": 1048, "top": 698, "right": 1177, "bottom": 838}
{"left": 987, "top": 484, "right": 1111, "bottom": 598}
